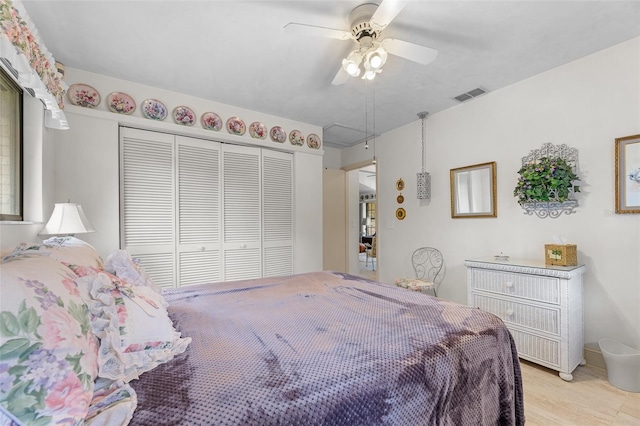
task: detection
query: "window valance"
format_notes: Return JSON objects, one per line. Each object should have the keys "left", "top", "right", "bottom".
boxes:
{"left": 0, "top": 0, "right": 68, "bottom": 129}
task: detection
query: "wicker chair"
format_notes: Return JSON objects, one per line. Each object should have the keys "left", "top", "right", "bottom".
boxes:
{"left": 394, "top": 247, "right": 445, "bottom": 296}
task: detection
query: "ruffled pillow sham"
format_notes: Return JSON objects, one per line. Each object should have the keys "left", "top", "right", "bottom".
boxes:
{"left": 74, "top": 269, "right": 190, "bottom": 382}
{"left": 85, "top": 378, "right": 137, "bottom": 426}
{"left": 104, "top": 249, "right": 162, "bottom": 294}
{"left": 0, "top": 255, "right": 99, "bottom": 425}
{"left": 5, "top": 236, "right": 104, "bottom": 269}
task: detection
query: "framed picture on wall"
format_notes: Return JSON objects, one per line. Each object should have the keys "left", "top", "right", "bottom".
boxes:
{"left": 615, "top": 134, "right": 640, "bottom": 214}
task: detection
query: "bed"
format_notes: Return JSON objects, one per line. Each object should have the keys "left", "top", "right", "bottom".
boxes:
{"left": 0, "top": 238, "right": 524, "bottom": 426}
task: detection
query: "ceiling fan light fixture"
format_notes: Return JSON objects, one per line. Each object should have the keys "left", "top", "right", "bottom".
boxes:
{"left": 342, "top": 58, "right": 361, "bottom": 76}
{"left": 365, "top": 46, "right": 387, "bottom": 70}
{"left": 362, "top": 69, "right": 377, "bottom": 80}
{"left": 342, "top": 51, "right": 363, "bottom": 77}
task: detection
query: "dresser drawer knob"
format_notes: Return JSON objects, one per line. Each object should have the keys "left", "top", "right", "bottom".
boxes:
{"left": 505, "top": 281, "right": 514, "bottom": 289}
{"left": 506, "top": 309, "right": 514, "bottom": 316}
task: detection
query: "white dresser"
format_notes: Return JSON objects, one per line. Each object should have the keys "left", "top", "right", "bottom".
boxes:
{"left": 465, "top": 258, "right": 586, "bottom": 381}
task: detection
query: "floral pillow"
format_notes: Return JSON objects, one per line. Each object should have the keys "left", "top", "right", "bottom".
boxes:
{"left": 6, "top": 236, "right": 104, "bottom": 269}
{"left": 104, "top": 249, "right": 162, "bottom": 294}
{"left": 0, "top": 255, "right": 99, "bottom": 425}
{"left": 74, "top": 270, "right": 190, "bottom": 382}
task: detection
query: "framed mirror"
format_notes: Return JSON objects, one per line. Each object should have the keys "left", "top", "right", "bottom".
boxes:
{"left": 450, "top": 161, "right": 497, "bottom": 218}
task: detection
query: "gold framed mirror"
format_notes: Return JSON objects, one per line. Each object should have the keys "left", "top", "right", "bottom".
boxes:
{"left": 450, "top": 161, "right": 497, "bottom": 218}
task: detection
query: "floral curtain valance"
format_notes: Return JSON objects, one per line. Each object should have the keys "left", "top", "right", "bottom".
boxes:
{"left": 0, "top": 0, "right": 68, "bottom": 129}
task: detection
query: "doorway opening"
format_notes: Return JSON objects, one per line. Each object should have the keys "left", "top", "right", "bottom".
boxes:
{"left": 357, "top": 164, "right": 377, "bottom": 280}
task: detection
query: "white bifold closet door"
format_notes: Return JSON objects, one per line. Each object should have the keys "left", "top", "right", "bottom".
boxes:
{"left": 221, "top": 145, "right": 294, "bottom": 280}
{"left": 261, "top": 150, "right": 294, "bottom": 277}
{"left": 222, "top": 144, "right": 262, "bottom": 281}
{"left": 120, "top": 128, "right": 176, "bottom": 288}
{"left": 120, "top": 127, "right": 292, "bottom": 287}
{"left": 176, "top": 136, "right": 222, "bottom": 286}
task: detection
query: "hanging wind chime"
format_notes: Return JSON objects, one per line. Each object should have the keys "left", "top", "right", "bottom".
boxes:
{"left": 417, "top": 112, "right": 431, "bottom": 200}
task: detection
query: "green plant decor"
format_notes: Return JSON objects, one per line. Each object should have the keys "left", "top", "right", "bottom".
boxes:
{"left": 514, "top": 157, "right": 580, "bottom": 205}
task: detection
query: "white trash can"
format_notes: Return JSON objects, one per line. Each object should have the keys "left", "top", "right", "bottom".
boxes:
{"left": 599, "top": 338, "right": 640, "bottom": 393}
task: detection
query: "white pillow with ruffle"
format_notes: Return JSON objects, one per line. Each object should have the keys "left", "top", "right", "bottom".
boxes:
{"left": 76, "top": 270, "right": 190, "bottom": 382}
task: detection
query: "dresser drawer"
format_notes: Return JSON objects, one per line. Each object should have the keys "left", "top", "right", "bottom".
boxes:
{"left": 471, "top": 293, "right": 560, "bottom": 335}
{"left": 510, "top": 328, "right": 560, "bottom": 368}
{"left": 469, "top": 268, "right": 560, "bottom": 304}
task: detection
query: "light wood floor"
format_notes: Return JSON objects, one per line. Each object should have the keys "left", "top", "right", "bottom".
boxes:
{"left": 358, "top": 252, "right": 377, "bottom": 281}
{"left": 521, "top": 360, "right": 640, "bottom": 425}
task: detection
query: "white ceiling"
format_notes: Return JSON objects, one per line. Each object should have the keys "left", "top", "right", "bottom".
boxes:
{"left": 359, "top": 165, "right": 376, "bottom": 193}
{"left": 22, "top": 1, "right": 640, "bottom": 148}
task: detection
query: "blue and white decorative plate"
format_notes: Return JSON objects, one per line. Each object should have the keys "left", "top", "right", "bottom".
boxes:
{"left": 141, "top": 99, "right": 168, "bottom": 121}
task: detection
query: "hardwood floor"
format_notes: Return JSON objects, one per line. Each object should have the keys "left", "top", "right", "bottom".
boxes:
{"left": 520, "top": 360, "right": 640, "bottom": 425}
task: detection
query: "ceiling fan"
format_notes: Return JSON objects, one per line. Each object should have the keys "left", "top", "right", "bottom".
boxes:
{"left": 284, "top": 0, "right": 438, "bottom": 85}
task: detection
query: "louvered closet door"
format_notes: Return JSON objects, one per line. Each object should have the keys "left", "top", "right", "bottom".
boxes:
{"left": 222, "top": 144, "right": 262, "bottom": 281}
{"left": 175, "top": 136, "right": 222, "bottom": 286}
{"left": 120, "top": 127, "right": 176, "bottom": 288}
{"left": 262, "top": 150, "right": 293, "bottom": 277}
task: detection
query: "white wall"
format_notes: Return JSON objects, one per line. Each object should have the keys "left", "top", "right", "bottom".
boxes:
{"left": 343, "top": 37, "right": 640, "bottom": 350}
{"left": 1, "top": 67, "right": 324, "bottom": 274}
{"left": 323, "top": 146, "right": 342, "bottom": 169}
{"left": 347, "top": 169, "right": 360, "bottom": 275}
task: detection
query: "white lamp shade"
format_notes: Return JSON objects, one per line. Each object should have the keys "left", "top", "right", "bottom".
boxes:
{"left": 39, "top": 203, "right": 96, "bottom": 235}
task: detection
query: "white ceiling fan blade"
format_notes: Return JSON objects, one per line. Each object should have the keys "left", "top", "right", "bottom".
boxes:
{"left": 331, "top": 66, "right": 350, "bottom": 86}
{"left": 283, "top": 22, "right": 352, "bottom": 41}
{"left": 381, "top": 38, "right": 438, "bottom": 65}
{"left": 370, "top": 0, "right": 408, "bottom": 31}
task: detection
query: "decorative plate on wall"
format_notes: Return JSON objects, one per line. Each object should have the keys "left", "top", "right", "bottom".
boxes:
{"left": 141, "top": 99, "right": 168, "bottom": 121}
{"left": 67, "top": 83, "right": 101, "bottom": 108}
{"left": 396, "top": 178, "right": 405, "bottom": 191}
{"left": 226, "top": 117, "right": 246, "bottom": 135}
{"left": 270, "top": 126, "right": 286, "bottom": 143}
{"left": 307, "top": 133, "right": 321, "bottom": 149}
{"left": 289, "top": 130, "right": 304, "bottom": 146}
{"left": 106, "top": 92, "right": 135, "bottom": 114}
{"left": 396, "top": 207, "right": 407, "bottom": 220}
{"left": 173, "top": 106, "right": 196, "bottom": 126}
{"left": 201, "top": 112, "right": 222, "bottom": 131}
{"left": 397, "top": 194, "right": 404, "bottom": 204}
{"left": 249, "top": 122, "right": 267, "bottom": 139}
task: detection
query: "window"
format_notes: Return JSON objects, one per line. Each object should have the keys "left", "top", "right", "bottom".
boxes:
{"left": 0, "top": 66, "right": 22, "bottom": 221}
{"left": 360, "top": 201, "right": 376, "bottom": 236}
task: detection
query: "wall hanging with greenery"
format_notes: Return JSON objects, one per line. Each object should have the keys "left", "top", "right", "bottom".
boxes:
{"left": 514, "top": 143, "right": 581, "bottom": 218}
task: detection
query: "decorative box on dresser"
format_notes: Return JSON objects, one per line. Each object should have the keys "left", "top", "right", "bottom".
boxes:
{"left": 465, "top": 258, "right": 587, "bottom": 381}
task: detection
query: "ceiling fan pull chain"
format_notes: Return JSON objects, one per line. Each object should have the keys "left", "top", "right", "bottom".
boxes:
{"left": 364, "top": 81, "right": 369, "bottom": 150}
{"left": 372, "top": 81, "right": 377, "bottom": 164}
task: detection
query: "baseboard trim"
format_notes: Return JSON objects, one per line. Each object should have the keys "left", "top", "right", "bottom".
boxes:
{"left": 584, "top": 345, "right": 606, "bottom": 370}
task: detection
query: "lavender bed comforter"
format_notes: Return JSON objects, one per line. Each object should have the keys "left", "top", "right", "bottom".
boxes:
{"left": 130, "top": 272, "right": 524, "bottom": 425}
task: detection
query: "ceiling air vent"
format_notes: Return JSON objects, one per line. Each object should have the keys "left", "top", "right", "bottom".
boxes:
{"left": 453, "top": 87, "right": 488, "bottom": 103}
